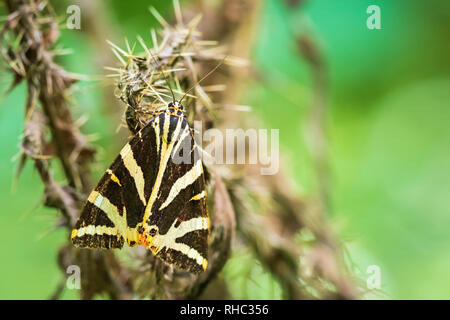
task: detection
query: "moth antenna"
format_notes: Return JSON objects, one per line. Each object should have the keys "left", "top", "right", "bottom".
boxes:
{"left": 148, "top": 49, "right": 176, "bottom": 104}
{"left": 179, "top": 55, "right": 228, "bottom": 105}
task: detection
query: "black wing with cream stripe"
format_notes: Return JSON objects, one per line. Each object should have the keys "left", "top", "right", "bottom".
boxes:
{"left": 71, "top": 120, "right": 159, "bottom": 249}
{"left": 72, "top": 108, "right": 209, "bottom": 273}
{"left": 145, "top": 115, "right": 209, "bottom": 272}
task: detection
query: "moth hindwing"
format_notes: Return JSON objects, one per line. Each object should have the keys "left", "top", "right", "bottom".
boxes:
{"left": 72, "top": 102, "right": 209, "bottom": 273}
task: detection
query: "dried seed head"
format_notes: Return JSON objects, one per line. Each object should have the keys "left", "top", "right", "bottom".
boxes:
{"left": 107, "top": 4, "right": 231, "bottom": 134}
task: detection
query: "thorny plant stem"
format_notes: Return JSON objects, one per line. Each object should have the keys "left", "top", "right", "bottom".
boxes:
{"left": 1, "top": 0, "right": 130, "bottom": 299}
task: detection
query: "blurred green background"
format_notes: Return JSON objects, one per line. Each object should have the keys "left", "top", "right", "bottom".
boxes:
{"left": 0, "top": 0, "right": 449, "bottom": 299}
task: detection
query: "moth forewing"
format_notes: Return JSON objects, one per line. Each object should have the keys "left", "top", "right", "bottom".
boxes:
{"left": 142, "top": 108, "right": 209, "bottom": 273}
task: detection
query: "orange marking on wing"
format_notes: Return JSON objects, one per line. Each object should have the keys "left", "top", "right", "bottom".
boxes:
{"left": 140, "top": 233, "right": 148, "bottom": 246}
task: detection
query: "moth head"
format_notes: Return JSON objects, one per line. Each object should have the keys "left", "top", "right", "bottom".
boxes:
{"left": 168, "top": 101, "right": 184, "bottom": 113}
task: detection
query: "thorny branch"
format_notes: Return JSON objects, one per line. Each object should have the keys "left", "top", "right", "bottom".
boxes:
{"left": 188, "top": 0, "right": 357, "bottom": 299}
{"left": 1, "top": 0, "right": 131, "bottom": 299}
{"left": 104, "top": 4, "right": 239, "bottom": 299}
